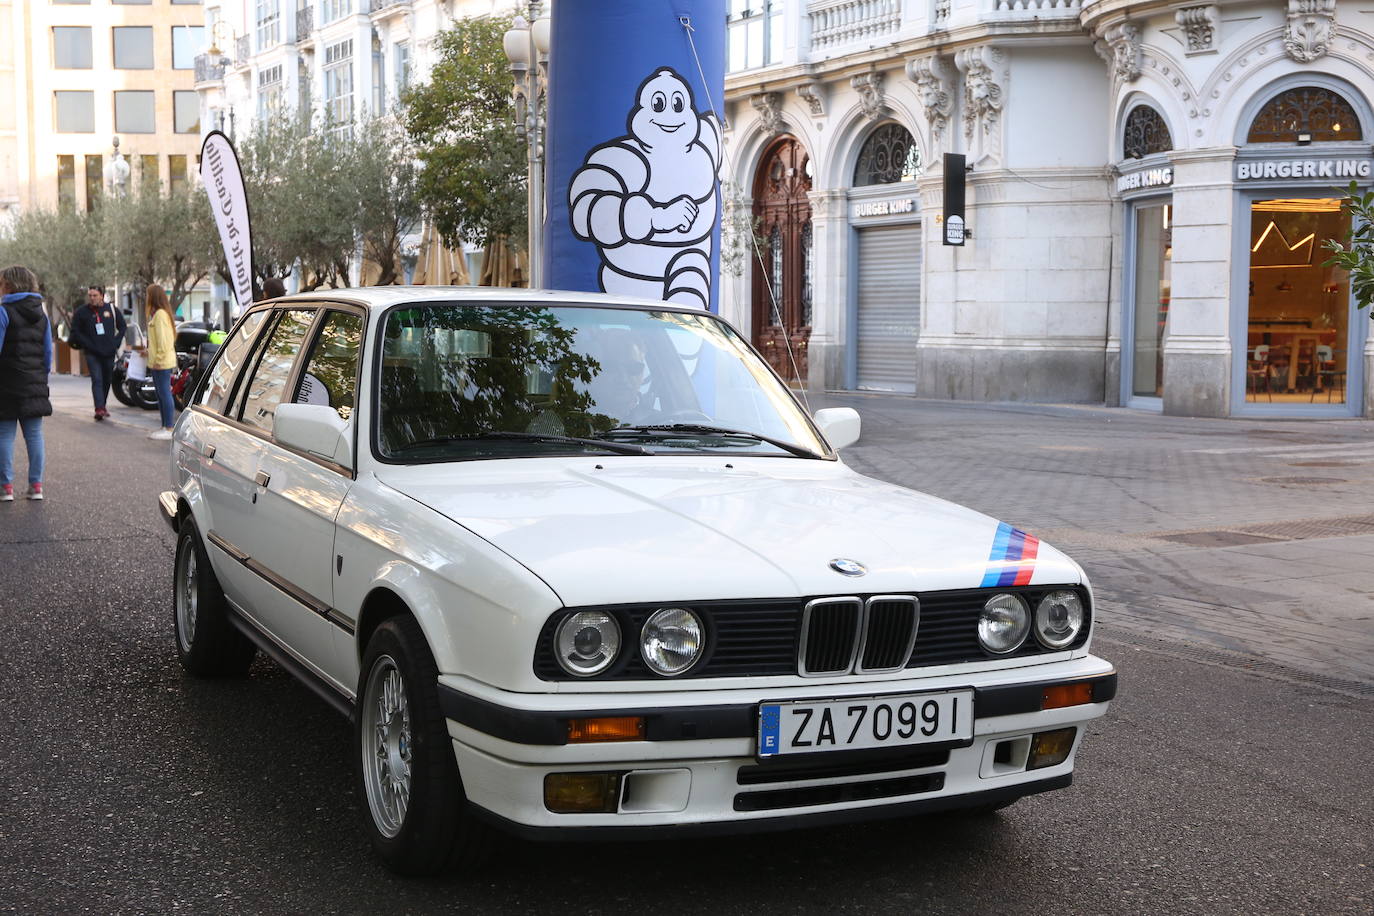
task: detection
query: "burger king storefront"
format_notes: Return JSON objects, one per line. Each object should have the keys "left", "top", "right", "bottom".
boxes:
{"left": 1119, "top": 77, "right": 1372, "bottom": 418}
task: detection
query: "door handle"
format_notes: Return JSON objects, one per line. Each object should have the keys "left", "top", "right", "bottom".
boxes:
{"left": 254, "top": 471, "right": 271, "bottom": 488}
{"left": 205, "top": 444, "right": 216, "bottom": 461}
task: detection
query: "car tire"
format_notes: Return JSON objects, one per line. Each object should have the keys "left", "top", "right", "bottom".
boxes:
{"left": 173, "top": 518, "right": 256, "bottom": 676}
{"left": 355, "top": 616, "right": 491, "bottom": 875}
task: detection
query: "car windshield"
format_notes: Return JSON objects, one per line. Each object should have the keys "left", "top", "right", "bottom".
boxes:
{"left": 376, "top": 303, "right": 828, "bottom": 461}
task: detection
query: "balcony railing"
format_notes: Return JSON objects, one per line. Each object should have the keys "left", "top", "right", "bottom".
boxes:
{"left": 989, "top": 0, "right": 1081, "bottom": 15}
{"left": 297, "top": 5, "right": 314, "bottom": 41}
{"left": 808, "top": 0, "right": 902, "bottom": 51}
{"left": 194, "top": 53, "right": 225, "bottom": 84}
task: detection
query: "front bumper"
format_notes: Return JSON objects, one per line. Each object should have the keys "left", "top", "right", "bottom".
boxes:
{"left": 439, "top": 655, "right": 1116, "bottom": 838}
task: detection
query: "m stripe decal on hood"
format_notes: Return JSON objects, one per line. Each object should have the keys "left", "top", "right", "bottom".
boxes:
{"left": 980, "top": 522, "right": 1040, "bottom": 587}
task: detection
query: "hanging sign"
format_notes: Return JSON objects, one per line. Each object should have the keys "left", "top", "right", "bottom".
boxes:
{"left": 943, "top": 153, "right": 966, "bottom": 246}
{"left": 545, "top": 0, "right": 726, "bottom": 311}
{"left": 199, "top": 130, "right": 256, "bottom": 313}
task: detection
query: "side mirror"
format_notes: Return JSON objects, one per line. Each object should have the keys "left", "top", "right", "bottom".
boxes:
{"left": 813, "top": 407, "right": 861, "bottom": 450}
{"left": 274, "top": 403, "right": 353, "bottom": 470}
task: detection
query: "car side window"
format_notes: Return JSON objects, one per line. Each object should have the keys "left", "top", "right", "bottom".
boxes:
{"left": 236, "top": 309, "right": 317, "bottom": 435}
{"left": 199, "top": 310, "right": 269, "bottom": 414}
{"left": 293, "top": 310, "right": 363, "bottom": 420}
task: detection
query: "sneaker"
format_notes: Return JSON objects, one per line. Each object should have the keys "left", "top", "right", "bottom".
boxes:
{"left": 1, "top": 484, "right": 12, "bottom": 502}
{"left": 148, "top": 428, "right": 174, "bottom": 441}
{"left": 25, "top": 483, "right": 42, "bottom": 501}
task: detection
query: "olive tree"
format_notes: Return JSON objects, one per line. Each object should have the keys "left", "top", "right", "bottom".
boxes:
{"left": 0, "top": 205, "right": 105, "bottom": 326}
{"left": 101, "top": 181, "right": 219, "bottom": 310}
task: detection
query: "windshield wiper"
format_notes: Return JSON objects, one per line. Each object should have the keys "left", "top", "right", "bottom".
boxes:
{"left": 605, "top": 424, "right": 823, "bottom": 459}
{"left": 394, "top": 432, "right": 652, "bottom": 456}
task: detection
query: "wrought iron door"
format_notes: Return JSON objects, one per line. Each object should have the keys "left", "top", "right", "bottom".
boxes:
{"left": 751, "top": 136, "right": 813, "bottom": 383}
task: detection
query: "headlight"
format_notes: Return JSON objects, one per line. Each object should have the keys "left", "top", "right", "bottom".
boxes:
{"left": 978, "top": 593, "right": 1030, "bottom": 654}
{"left": 640, "top": 607, "right": 704, "bottom": 676}
{"left": 1034, "top": 590, "right": 1085, "bottom": 649}
{"left": 555, "top": 611, "right": 621, "bottom": 677}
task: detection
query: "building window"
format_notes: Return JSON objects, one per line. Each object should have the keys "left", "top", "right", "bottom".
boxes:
{"left": 53, "top": 27, "right": 92, "bottom": 69}
{"left": 174, "top": 91, "right": 200, "bottom": 134}
{"left": 115, "top": 91, "right": 156, "bottom": 134}
{"left": 172, "top": 26, "right": 205, "bottom": 70}
{"left": 257, "top": 64, "right": 284, "bottom": 122}
{"left": 256, "top": 0, "right": 281, "bottom": 52}
{"left": 140, "top": 154, "right": 159, "bottom": 188}
{"left": 394, "top": 42, "right": 411, "bottom": 98}
{"left": 169, "top": 155, "right": 188, "bottom": 195}
{"left": 1130, "top": 203, "right": 1171, "bottom": 400}
{"left": 113, "top": 26, "right": 154, "bottom": 69}
{"left": 57, "top": 156, "right": 77, "bottom": 210}
{"left": 321, "top": 0, "right": 353, "bottom": 24}
{"left": 728, "top": 0, "right": 783, "bottom": 72}
{"left": 54, "top": 91, "right": 95, "bottom": 133}
{"left": 84, "top": 155, "right": 103, "bottom": 211}
{"left": 1247, "top": 87, "right": 1363, "bottom": 143}
{"left": 853, "top": 122, "right": 921, "bottom": 186}
{"left": 1123, "top": 105, "right": 1173, "bottom": 159}
{"left": 324, "top": 39, "right": 355, "bottom": 130}
{"left": 112, "top": 0, "right": 152, "bottom": 4}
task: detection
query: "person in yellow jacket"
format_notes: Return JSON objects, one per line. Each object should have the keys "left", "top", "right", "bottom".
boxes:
{"left": 139, "top": 284, "right": 179, "bottom": 440}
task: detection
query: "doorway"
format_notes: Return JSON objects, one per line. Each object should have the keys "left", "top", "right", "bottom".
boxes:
{"left": 751, "top": 136, "right": 813, "bottom": 383}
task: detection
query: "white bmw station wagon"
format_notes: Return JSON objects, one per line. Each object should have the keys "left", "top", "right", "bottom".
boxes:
{"left": 160, "top": 288, "right": 1116, "bottom": 874}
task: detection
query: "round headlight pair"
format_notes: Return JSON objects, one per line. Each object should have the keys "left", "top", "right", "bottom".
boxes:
{"left": 977, "top": 590, "right": 1085, "bottom": 655}
{"left": 555, "top": 607, "right": 705, "bottom": 677}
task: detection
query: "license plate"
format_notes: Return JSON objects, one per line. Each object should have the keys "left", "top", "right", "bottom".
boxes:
{"left": 757, "top": 690, "right": 974, "bottom": 758}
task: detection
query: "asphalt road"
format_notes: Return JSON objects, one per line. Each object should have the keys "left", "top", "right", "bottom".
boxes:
{"left": 1, "top": 407, "right": 1371, "bottom": 915}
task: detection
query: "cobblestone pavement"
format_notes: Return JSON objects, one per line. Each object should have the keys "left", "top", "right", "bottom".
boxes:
{"left": 810, "top": 391, "right": 1374, "bottom": 689}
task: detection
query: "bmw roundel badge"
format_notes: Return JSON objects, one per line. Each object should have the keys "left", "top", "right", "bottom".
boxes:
{"left": 829, "top": 558, "right": 867, "bottom": 577}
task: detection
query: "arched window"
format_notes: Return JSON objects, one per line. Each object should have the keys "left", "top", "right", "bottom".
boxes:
{"left": 1247, "top": 87, "right": 1363, "bottom": 143}
{"left": 1123, "top": 105, "right": 1172, "bottom": 159}
{"left": 853, "top": 123, "right": 921, "bottom": 186}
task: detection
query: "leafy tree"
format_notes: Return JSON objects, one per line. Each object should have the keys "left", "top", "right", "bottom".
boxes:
{"left": 101, "top": 180, "right": 219, "bottom": 310}
{"left": 0, "top": 205, "right": 105, "bottom": 326}
{"left": 404, "top": 15, "right": 527, "bottom": 251}
{"left": 352, "top": 115, "right": 423, "bottom": 286}
{"left": 1323, "top": 180, "right": 1374, "bottom": 314}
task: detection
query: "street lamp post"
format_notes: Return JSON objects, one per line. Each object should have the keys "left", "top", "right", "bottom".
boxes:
{"left": 504, "top": 3, "right": 551, "bottom": 289}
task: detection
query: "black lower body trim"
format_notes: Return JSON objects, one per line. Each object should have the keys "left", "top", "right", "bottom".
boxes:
{"left": 734, "top": 772, "right": 946, "bottom": 811}
{"left": 466, "top": 773, "right": 1073, "bottom": 843}
{"left": 224, "top": 602, "right": 354, "bottom": 719}
{"left": 438, "top": 671, "right": 1117, "bottom": 747}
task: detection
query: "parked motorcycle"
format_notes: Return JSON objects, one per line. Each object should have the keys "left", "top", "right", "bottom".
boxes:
{"left": 111, "top": 350, "right": 159, "bottom": 410}
{"left": 111, "top": 323, "right": 216, "bottom": 412}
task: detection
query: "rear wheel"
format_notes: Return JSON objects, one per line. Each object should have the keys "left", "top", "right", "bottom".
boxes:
{"left": 174, "top": 518, "right": 256, "bottom": 676}
{"left": 355, "top": 616, "right": 491, "bottom": 875}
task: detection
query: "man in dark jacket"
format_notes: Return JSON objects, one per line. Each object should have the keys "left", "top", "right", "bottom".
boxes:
{"left": 67, "top": 285, "right": 126, "bottom": 420}
{"left": 0, "top": 265, "right": 52, "bottom": 500}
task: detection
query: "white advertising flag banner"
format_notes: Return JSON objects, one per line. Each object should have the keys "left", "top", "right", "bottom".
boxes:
{"left": 199, "top": 131, "right": 255, "bottom": 311}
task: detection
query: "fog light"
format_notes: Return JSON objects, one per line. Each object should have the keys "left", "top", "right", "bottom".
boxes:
{"left": 567, "top": 716, "right": 646, "bottom": 743}
{"left": 1042, "top": 682, "right": 1094, "bottom": 710}
{"left": 1027, "top": 727, "right": 1077, "bottom": 770}
{"left": 544, "top": 772, "right": 623, "bottom": 813}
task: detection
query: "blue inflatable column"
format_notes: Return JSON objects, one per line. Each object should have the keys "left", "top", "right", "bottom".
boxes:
{"left": 544, "top": 0, "right": 726, "bottom": 312}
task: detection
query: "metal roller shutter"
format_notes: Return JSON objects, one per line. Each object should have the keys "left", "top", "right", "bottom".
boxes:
{"left": 856, "top": 223, "right": 921, "bottom": 393}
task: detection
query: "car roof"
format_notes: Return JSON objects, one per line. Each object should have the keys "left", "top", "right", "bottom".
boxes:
{"left": 256, "top": 286, "right": 712, "bottom": 316}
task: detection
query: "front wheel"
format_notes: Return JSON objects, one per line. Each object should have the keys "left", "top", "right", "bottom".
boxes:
{"left": 174, "top": 518, "right": 256, "bottom": 676}
{"left": 110, "top": 368, "right": 136, "bottom": 406}
{"left": 355, "top": 616, "right": 490, "bottom": 875}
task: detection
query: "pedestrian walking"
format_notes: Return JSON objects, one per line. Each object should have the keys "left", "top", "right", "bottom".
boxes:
{"left": 0, "top": 265, "right": 52, "bottom": 501}
{"left": 67, "top": 285, "right": 126, "bottom": 421}
{"left": 140, "top": 284, "right": 178, "bottom": 440}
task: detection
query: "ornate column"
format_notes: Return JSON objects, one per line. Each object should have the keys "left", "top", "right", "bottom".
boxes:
{"left": 806, "top": 188, "right": 850, "bottom": 392}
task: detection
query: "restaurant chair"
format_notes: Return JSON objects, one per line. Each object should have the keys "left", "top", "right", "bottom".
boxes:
{"left": 1246, "top": 345, "right": 1272, "bottom": 402}
{"left": 1311, "top": 346, "right": 1346, "bottom": 403}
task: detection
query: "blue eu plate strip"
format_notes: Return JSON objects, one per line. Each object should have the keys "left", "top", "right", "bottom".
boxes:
{"left": 758, "top": 704, "right": 781, "bottom": 757}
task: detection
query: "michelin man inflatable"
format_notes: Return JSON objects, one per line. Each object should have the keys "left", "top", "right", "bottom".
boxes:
{"left": 568, "top": 68, "right": 721, "bottom": 310}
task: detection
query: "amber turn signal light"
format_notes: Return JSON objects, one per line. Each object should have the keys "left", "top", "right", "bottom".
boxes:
{"left": 1041, "top": 682, "right": 1093, "bottom": 710}
{"left": 544, "top": 772, "right": 622, "bottom": 813}
{"left": 567, "top": 716, "right": 646, "bottom": 743}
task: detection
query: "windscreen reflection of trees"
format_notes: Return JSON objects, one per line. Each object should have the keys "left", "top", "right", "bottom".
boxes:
{"left": 380, "top": 307, "right": 612, "bottom": 454}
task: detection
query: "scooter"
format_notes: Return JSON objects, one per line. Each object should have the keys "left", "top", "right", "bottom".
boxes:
{"left": 111, "top": 350, "right": 159, "bottom": 410}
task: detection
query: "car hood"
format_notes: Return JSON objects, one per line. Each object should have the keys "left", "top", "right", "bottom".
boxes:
{"left": 373, "top": 457, "right": 1082, "bottom": 608}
